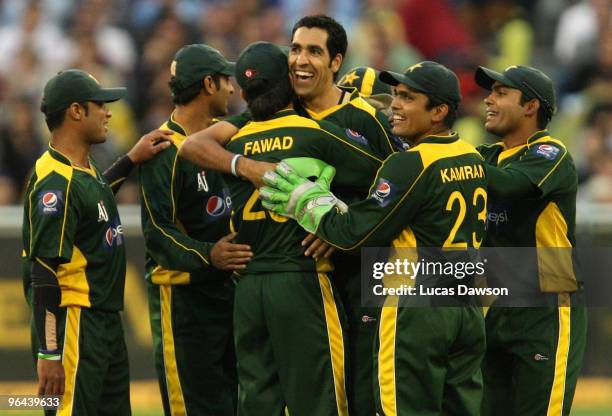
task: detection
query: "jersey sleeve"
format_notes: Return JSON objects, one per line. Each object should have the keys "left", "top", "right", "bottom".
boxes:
{"left": 139, "top": 148, "right": 213, "bottom": 273}
{"left": 488, "top": 142, "right": 575, "bottom": 199}
{"left": 315, "top": 121, "right": 383, "bottom": 193}
{"left": 27, "top": 172, "right": 79, "bottom": 263}
{"left": 316, "top": 151, "right": 425, "bottom": 250}
{"left": 351, "top": 105, "right": 398, "bottom": 158}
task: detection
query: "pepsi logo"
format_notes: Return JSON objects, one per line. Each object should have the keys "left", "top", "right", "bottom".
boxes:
{"left": 42, "top": 192, "right": 58, "bottom": 208}
{"left": 103, "top": 222, "right": 124, "bottom": 248}
{"left": 376, "top": 182, "right": 391, "bottom": 198}
{"left": 206, "top": 196, "right": 226, "bottom": 216}
{"left": 245, "top": 68, "right": 257, "bottom": 78}
{"left": 105, "top": 228, "right": 114, "bottom": 246}
{"left": 539, "top": 144, "right": 553, "bottom": 152}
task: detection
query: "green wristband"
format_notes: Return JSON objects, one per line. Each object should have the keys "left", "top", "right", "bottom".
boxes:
{"left": 37, "top": 352, "right": 62, "bottom": 361}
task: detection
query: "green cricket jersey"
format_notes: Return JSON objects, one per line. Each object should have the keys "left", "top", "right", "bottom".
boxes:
{"left": 478, "top": 130, "right": 580, "bottom": 293}
{"left": 315, "top": 133, "right": 487, "bottom": 268}
{"left": 139, "top": 115, "right": 232, "bottom": 284}
{"left": 305, "top": 85, "right": 399, "bottom": 170}
{"left": 225, "top": 109, "right": 382, "bottom": 273}
{"left": 22, "top": 145, "right": 126, "bottom": 311}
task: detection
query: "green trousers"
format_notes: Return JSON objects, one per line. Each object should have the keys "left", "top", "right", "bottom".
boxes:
{"left": 332, "top": 257, "right": 378, "bottom": 416}
{"left": 147, "top": 280, "right": 237, "bottom": 416}
{"left": 30, "top": 306, "right": 130, "bottom": 416}
{"left": 375, "top": 298, "right": 486, "bottom": 416}
{"left": 482, "top": 295, "right": 587, "bottom": 416}
{"left": 234, "top": 271, "right": 349, "bottom": 416}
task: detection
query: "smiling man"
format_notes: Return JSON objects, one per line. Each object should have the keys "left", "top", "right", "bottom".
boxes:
{"left": 474, "top": 65, "right": 587, "bottom": 416}
{"left": 177, "top": 16, "right": 400, "bottom": 415}
{"left": 261, "top": 61, "right": 488, "bottom": 416}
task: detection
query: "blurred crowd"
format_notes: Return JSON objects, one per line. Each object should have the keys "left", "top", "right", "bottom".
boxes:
{"left": 0, "top": 0, "right": 610, "bottom": 204}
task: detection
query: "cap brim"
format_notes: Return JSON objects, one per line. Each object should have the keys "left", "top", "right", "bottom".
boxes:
{"left": 221, "top": 62, "right": 236, "bottom": 77}
{"left": 379, "top": 70, "right": 429, "bottom": 95}
{"left": 91, "top": 87, "right": 126, "bottom": 103}
{"left": 475, "top": 66, "right": 518, "bottom": 91}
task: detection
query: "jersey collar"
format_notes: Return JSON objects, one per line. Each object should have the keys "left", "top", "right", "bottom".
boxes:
{"left": 47, "top": 143, "right": 98, "bottom": 177}
{"left": 267, "top": 108, "right": 298, "bottom": 120}
{"left": 167, "top": 112, "right": 187, "bottom": 136}
{"left": 417, "top": 132, "right": 460, "bottom": 145}
{"left": 47, "top": 144, "right": 72, "bottom": 166}
{"left": 303, "top": 86, "right": 359, "bottom": 120}
{"left": 526, "top": 130, "right": 550, "bottom": 144}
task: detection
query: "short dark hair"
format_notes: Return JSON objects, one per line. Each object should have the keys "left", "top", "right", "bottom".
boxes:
{"left": 244, "top": 77, "right": 296, "bottom": 121}
{"left": 519, "top": 92, "right": 549, "bottom": 129}
{"left": 291, "top": 15, "right": 347, "bottom": 81}
{"left": 425, "top": 95, "right": 457, "bottom": 129}
{"left": 169, "top": 74, "right": 221, "bottom": 105}
{"left": 42, "top": 102, "right": 90, "bottom": 131}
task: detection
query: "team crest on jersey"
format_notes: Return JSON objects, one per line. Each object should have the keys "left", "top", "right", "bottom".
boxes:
{"left": 206, "top": 188, "right": 232, "bottom": 218}
{"left": 38, "top": 191, "right": 64, "bottom": 215}
{"left": 344, "top": 128, "right": 368, "bottom": 146}
{"left": 103, "top": 218, "right": 124, "bottom": 249}
{"left": 533, "top": 144, "right": 560, "bottom": 160}
{"left": 370, "top": 178, "right": 397, "bottom": 207}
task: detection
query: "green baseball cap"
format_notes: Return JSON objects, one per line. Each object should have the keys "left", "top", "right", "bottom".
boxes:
{"left": 41, "top": 69, "right": 126, "bottom": 115}
{"left": 475, "top": 65, "right": 556, "bottom": 119}
{"left": 171, "top": 44, "right": 235, "bottom": 89}
{"left": 235, "top": 42, "right": 288, "bottom": 90}
{"left": 379, "top": 61, "right": 462, "bottom": 107}
{"left": 338, "top": 67, "right": 392, "bottom": 96}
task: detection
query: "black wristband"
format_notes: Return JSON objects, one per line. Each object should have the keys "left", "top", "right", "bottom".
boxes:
{"left": 104, "top": 154, "right": 135, "bottom": 193}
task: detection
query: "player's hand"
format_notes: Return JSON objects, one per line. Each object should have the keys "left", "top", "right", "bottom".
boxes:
{"left": 236, "top": 158, "right": 277, "bottom": 188}
{"left": 211, "top": 232, "right": 253, "bottom": 270}
{"left": 259, "top": 161, "right": 341, "bottom": 233}
{"left": 37, "top": 358, "right": 64, "bottom": 396}
{"left": 302, "top": 233, "right": 335, "bottom": 259}
{"left": 127, "top": 129, "right": 173, "bottom": 164}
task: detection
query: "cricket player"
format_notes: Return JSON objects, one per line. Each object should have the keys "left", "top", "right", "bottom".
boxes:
{"left": 179, "top": 16, "right": 400, "bottom": 414}
{"left": 22, "top": 69, "right": 170, "bottom": 415}
{"left": 220, "top": 41, "right": 385, "bottom": 416}
{"left": 138, "top": 44, "right": 250, "bottom": 416}
{"left": 474, "top": 65, "right": 587, "bottom": 416}
{"left": 260, "top": 61, "right": 488, "bottom": 416}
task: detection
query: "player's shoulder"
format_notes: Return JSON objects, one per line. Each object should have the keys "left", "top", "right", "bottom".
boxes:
{"left": 526, "top": 132, "right": 569, "bottom": 162}
{"left": 476, "top": 141, "right": 504, "bottom": 156}
{"left": 30, "top": 151, "right": 73, "bottom": 191}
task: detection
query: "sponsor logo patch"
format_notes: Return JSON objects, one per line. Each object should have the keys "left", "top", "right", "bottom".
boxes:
{"left": 206, "top": 189, "right": 232, "bottom": 218}
{"left": 103, "top": 218, "right": 124, "bottom": 249}
{"left": 534, "top": 353, "right": 549, "bottom": 361}
{"left": 344, "top": 128, "right": 368, "bottom": 146}
{"left": 38, "top": 191, "right": 64, "bottom": 215}
{"left": 533, "top": 144, "right": 560, "bottom": 160}
{"left": 370, "top": 178, "right": 397, "bottom": 207}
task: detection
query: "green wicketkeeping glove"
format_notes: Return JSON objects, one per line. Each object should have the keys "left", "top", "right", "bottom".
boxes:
{"left": 277, "top": 157, "right": 348, "bottom": 213}
{"left": 259, "top": 160, "right": 345, "bottom": 233}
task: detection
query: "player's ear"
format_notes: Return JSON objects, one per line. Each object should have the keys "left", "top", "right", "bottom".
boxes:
{"left": 330, "top": 53, "right": 343, "bottom": 76}
{"left": 67, "top": 102, "right": 83, "bottom": 121}
{"left": 523, "top": 98, "right": 540, "bottom": 117}
{"left": 431, "top": 103, "right": 449, "bottom": 124}
{"left": 203, "top": 76, "right": 217, "bottom": 95}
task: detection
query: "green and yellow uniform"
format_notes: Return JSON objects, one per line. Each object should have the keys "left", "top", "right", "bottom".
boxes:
{"left": 478, "top": 131, "right": 587, "bottom": 416}
{"left": 225, "top": 109, "right": 382, "bottom": 416}
{"left": 139, "top": 115, "right": 236, "bottom": 416}
{"left": 22, "top": 145, "right": 130, "bottom": 415}
{"left": 304, "top": 84, "right": 399, "bottom": 415}
{"left": 310, "top": 133, "right": 488, "bottom": 416}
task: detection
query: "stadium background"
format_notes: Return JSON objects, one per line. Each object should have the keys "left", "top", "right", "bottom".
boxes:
{"left": 0, "top": 0, "right": 610, "bottom": 414}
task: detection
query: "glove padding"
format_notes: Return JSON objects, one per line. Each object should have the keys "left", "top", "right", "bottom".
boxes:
{"left": 259, "top": 160, "right": 346, "bottom": 233}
